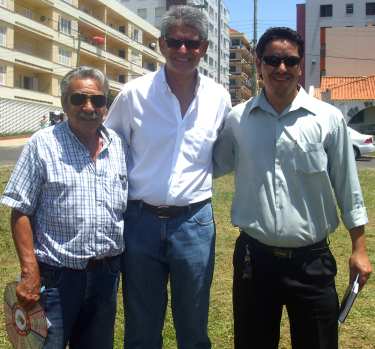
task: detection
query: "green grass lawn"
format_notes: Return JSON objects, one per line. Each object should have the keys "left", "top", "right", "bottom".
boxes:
{"left": 0, "top": 166, "right": 374, "bottom": 349}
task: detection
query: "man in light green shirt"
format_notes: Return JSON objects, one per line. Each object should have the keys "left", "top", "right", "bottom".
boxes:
{"left": 214, "top": 27, "right": 372, "bottom": 349}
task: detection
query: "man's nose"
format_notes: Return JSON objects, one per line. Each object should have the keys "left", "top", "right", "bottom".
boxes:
{"left": 82, "top": 97, "right": 95, "bottom": 110}
{"left": 277, "top": 61, "right": 288, "bottom": 72}
{"left": 177, "top": 43, "right": 188, "bottom": 53}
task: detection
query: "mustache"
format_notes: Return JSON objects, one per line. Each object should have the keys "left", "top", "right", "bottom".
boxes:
{"left": 77, "top": 111, "right": 102, "bottom": 120}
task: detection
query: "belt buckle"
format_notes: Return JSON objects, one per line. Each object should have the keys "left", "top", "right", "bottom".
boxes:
{"left": 272, "top": 248, "right": 292, "bottom": 259}
{"left": 156, "top": 205, "right": 170, "bottom": 218}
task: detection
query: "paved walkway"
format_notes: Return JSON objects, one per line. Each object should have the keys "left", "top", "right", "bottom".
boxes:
{"left": 0, "top": 137, "right": 29, "bottom": 147}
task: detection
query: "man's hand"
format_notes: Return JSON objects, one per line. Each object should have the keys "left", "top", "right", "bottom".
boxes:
{"left": 349, "top": 226, "right": 372, "bottom": 290}
{"left": 16, "top": 265, "right": 41, "bottom": 309}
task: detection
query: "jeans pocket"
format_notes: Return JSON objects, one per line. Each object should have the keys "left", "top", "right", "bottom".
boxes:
{"left": 105, "top": 255, "right": 121, "bottom": 276}
{"left": 39, "top": 263, "right": 63, "bottom": 289}
{"left": 192, "top": 203, "right": 214, "bottom": 226}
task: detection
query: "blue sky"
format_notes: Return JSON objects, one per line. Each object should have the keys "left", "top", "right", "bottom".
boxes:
{"left": 225, "top": 0, "right": 305, "bottom": 41}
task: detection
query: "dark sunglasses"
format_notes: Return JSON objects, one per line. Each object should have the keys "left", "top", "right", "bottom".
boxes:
{"left": 70, "top": 93, "right": 107, "bottom": 108}
{"left": 164, "top": 37, "right": 202, "bottom": 50}
{"left": 262, "top": 55, "right": 301, "bottom": 67}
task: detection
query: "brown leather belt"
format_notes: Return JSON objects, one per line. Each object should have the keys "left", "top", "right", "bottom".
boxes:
{"left": 86, "top": 255, "right": 118, "bottom": 269}
{"left": 130, "top": 198, "right": 211, "bottom": 218}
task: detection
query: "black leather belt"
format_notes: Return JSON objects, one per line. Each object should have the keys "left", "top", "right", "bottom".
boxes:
{"left": 240, "top": 231, "right": 329, "bottom": 259}
{"left": 130, "top": 198, "right": 211, "bottom": 218}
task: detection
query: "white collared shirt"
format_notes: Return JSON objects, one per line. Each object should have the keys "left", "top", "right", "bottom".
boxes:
{"left": 105, "top": 66, "right": 231, "bottom": 206}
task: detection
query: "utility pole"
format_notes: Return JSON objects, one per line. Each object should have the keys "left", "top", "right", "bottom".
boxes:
{"left": 252, "top": 0, "right": 258, "bottom": 95}
{"left": 217, "top": 0, "right": 221, "bottom": 84}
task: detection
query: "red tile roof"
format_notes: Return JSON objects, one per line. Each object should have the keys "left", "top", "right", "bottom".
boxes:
{"left": 319, "top": 75, "right": 375, "bottom": 100}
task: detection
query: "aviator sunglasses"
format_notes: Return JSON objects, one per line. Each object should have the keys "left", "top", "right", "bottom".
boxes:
{"left": 164, "top": 37, "right": 203, "bottom": 50}
{"left": 262, "top": 55, "right": 301, "bottom": 67}
{"left": 70, "top": 93, "right": 107, "bottom": 108}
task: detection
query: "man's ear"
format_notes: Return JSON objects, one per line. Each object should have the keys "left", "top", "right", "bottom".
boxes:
{"left": 298, "top": 57, "right": 304, "bottom": 78}
{"left": 255, "top": 57, "right": 262, "bottom": 79}
{"left": 200, "top": 40, "right": 209, "bottom": 56}
{"left": 159, "top": 36, "right": 167, "bottom": 57}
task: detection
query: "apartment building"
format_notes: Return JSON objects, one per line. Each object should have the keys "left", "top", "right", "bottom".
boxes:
{"left": 118, "top": 0, "right": 230, "bottom": 89}
{"left": 229, "top": 28, "right": 253, "bottom": 106}
{"left": 298, "top": 0, "right": 375, "bottom": 89}
{"left": 0, "top": 0, "right": 164, "bottom": 134}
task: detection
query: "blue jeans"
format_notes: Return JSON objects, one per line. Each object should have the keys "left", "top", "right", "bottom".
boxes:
{"left": 123, "top": 200, "right": 215, "bottom": 349}
{"left": 39, "top": 255, "right": 121, "bottom": 349}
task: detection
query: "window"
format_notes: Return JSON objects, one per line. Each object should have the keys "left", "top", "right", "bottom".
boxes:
{"left": 118, "top": 49, "right": 126, "bottom": 59}
{"left": 346, "top": 3, "right": 354, "bottom": 14}
{"left": 118, "top": 74, "right": 126, "bottom": 83}
{"left": 59, "top": 17, "right": 71, "bottom": 35}
{"left": 155, "top": 7, "right": 164, "bottom": 27}
{"left": 58, "top": 47, "right": 72, "bottom": 66}
{"left": 0, "top": 26, "right": 6, "bottom": 47}
{"left": 0, "top": 65, "right": 5, "bottom": 85}
{"left": 137, "top": 8, "right": 147, "bottom": 20}
{"left": 132, "top": 29, "right": 139, "bottom": 42}
{"left": 23, "top": 7, "right": 32, "bottom": 19}
{"left": 231, "top": 38, "right": 240, "bottom": 47}
{"left": 22, "top": 76, "right": 38, "bottom": 90}
{"left": 320, "top": 4, "right": 333, "bottom": 17}
{"left": 230, "top": 52, "right": 236, "bottom": 59}
{"left": 229, "top": 66, "right": 236, "bottom": 73}
{"left": 366, "top": 2, "right": 375, "bottom": 15}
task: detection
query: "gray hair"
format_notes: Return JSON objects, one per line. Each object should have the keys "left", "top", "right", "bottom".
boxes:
{"left": 160, "top": 5, "right": 208, "bottom": 41}
{"left": 60, "top": 66, "right": 109, "bottom": 111}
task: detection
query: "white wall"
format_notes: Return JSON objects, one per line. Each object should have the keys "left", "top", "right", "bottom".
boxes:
{"left": 305, "top": 0, "right": 374, "bottom": 88}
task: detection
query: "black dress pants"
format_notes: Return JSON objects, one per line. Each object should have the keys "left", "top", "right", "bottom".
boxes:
{"left": 233, "top": 232, "right": 339, "bottom": 349}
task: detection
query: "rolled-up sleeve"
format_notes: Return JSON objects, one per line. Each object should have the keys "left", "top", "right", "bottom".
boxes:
{"left": 1, "top": 139, "right": 44, "bottom": 215}
{"left": 213, "top": 112, "right": 236, "bottom": 178}
{"left": 326, "top": 114, "right": 368, "bottom": 230}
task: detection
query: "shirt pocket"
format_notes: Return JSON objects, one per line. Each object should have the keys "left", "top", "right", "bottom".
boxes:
{"left": 112, "top": 172, "right": 128, "bottom": 212}
{"left": 183, "top": 128, "right": 216, "bottom": 164}
{"left": 293, "top": 142, "right": 327, "bottom": 174}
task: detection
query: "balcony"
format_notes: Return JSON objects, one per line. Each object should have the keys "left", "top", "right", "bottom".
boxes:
{"left": 12, "top": 9, "right": 54, "bottom": 39}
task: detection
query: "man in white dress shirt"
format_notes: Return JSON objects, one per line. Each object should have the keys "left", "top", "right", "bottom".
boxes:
{"left": 105, "top": 5, "right": 231, "bottom": 349}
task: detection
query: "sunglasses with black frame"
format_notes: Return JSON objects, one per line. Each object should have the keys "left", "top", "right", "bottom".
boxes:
{"left": 164, "top": 37, "right": 203, "bottom": 50}
{"left": 262, "top": 55, "right": 301, "bottom": 68}
{"left": 70, "top": 93, "right": 107, "bottom": 108}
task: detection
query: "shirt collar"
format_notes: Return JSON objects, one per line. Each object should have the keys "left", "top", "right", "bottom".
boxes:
{"left": 64, "top": 121, "right": 112, "bottom": 151}
{"left": 248, "top": 86, "right": 319, "bottom": 117}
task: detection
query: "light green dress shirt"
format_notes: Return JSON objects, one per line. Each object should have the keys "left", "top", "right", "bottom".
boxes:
{"left": 214, "top": 87, "right": 368, "bottom": 247}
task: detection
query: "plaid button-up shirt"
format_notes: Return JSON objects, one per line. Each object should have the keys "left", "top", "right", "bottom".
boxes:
{"left": 1, "top": 121, "right": 128, "bottom": 269}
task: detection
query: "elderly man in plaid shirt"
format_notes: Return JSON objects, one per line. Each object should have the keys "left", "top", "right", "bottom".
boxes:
{"left": 1, "top": 66, "right": 128, "bottom": 349}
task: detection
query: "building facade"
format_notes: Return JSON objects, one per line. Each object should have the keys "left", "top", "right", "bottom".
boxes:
{"left": 229, "top": 28, "right": 253, "bottom": 106}
{"left": 0, "top": 0, "right": 164, "bottom": 134}
{"left": 298, "top": 0, "right": 375, "bottom": 89}
{"left": 118, "top": 0, "right": 230, "bottom": 89}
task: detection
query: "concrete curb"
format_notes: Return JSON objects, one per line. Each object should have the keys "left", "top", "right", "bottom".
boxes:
{"left": 0, "top": 137, "right": 29, "bottom": 147}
